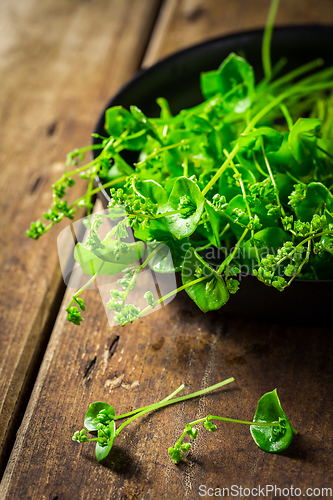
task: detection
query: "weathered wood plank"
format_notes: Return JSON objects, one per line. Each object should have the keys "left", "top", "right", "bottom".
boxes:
{"left": 2, "top": 278, "right": 333, "bottom": 498}
{"left": 1, "top": 0, "right": 333, "bottom": 498}
{"left": 144, "top": 0, "right": 333, "bottom": 66}
{"left": 0, "top": 0, "right": 162, "bottom": 475}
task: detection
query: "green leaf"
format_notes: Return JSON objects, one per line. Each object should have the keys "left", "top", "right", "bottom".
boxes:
{"left": 95, "top": 233, "right": 145, "bottom": 264}
{"left": 200, "top": 53, "right": 255, "bottom": 113}
{"left": 74, "top": 243, "right": 125, "bottom": 275}
{"left": 181, "top": 247, "right": 229, "bottom": 312}
{"left": 183, "top": 113, "right": 214, "bottom": 134}
{"left": 289, "top": 118, "right": 321, "bottom": 164}
{"left": 163, "top": 129, "right": 213, "bottom": 177}
{"left": 136, "top": 179, "right": 168, "bottom": 206}
{"left": 160, "top": 177, "right": 205, "bottom": 239}
{"left": 241, "top": 227, "right": 289, "bottom": 272}
{"left": 274, "top": 173, "right": 295, "bottom": 205}
{"left": 130, "top": 105, "right": 161, "bottom": 143}
{"left": 95, "top": 420, "right": 116, "bottom": 462}
{"left": 74, "top": 238, "right": 144, "bottom": 276}
{"left": 146, "top": 239, "right": 188, "bottom": 273}
{"left": 219, "top": 166, "right": 257, "bottom": 202}
{"left": 250, "top": 390, "right": 294, "bottom": 453}
{"left": 105, "top": 106, "right": 135, "bottom": 136}
{"left": 252, "top": 227, "right": 289, "bottom": 250}
{"left": 237, "top": 127, "right": 283, "bottom": 174}
{"left": 205, "top": 200, "right": 221, "bottom": 247}
{"left": 104, "top": 164, "right": 126, "bottom": 189}
{"left": 319, "top": 234, "right": 333, "bottom": 255}
{"left": 84, "top": 402, "right": 116, "bottom": 432}
{"left": 295, "top": 182, "right": 333, "bottom": 222}
{"left": 105, "top": 106, "right": 147, "bottom": 150}
{"left": 225, "top": 195, "right": 278, "bottom": 237}
{"left": 266, "top": 132, "right": 301, "bottom": 176}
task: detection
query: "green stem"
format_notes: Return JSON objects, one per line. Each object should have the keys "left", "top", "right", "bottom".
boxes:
{"left": 261, "top": 140, "right": 286, "bottom": 217}
{"left": 53, "top": 157, "right": 99, "bottom": 186}
{"left": 202, "top": 147, "right": 239, "bottom": 196}
{"left": 286, "top": 171, "right": 307, "bottom": 186}
{"left": 189, "top": 416, "right": 278, "bottom": 427}
{"left": 201, "top": 81, "right": 333, "bottom": 197}
{"left": 269, "top": 58, "right": 324, "bottom": 90}
{"left": 262, "top": 0, "right": 280, "bottom": 79}
{"left": 137, "top": 275, "right": 208, "bottom": 318}
{"left": 218, "top": 227, "right": 249, "bottom": 274}
{"left": 114, "top": 378, "right": 235, "bottom": 437}
{"left": 257, "top": 56, "right": 287, "bottom": 90}
{"left": 86, "top": 175, "right": 94, "bottom": 216}
{"left": 225, "top": 152, "right": 261, "bottom": 266}
{"left": 183, "top": 157, "right": 188, "bottom": 177}
{"left": 69, "top": 176, "right": 128, "bottom": 209}
{"left": 135, "top": 140, "right": 191, "bottom": 167}
{"left": 140, "top": 243, "right": 165, "bottom": 269}
{"left": 67, "top": 272, "right": 99, "bottom": 310}
{"left": 116, "top": 384, "right": 185, "bottom": 420}
{"left": 248, "top": 82, "right": 333, "bottom": 131}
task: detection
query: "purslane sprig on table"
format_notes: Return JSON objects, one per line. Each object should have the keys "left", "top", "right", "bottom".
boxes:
{"left": 168, "top": 389, "right": 297, "bottom": 464}
{"left": 72, "top": 379, "right": 297, "bottom": 464}
{"left": 72, "top": 378, "right": 235, "bottom": 462}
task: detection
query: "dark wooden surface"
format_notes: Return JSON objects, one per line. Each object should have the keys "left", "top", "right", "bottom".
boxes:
{"left": 0, "top": 0, "right": 333, "bottom": 499}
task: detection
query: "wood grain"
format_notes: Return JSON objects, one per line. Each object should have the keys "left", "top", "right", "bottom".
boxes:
{"left": 1, "top": 0, "right": 333, "bottom": 498}
{"left": 0, "top": 0, "right": 162, "bottom": 476}
{"left": 2, "top": 285, "right": 333, "bottom": 498}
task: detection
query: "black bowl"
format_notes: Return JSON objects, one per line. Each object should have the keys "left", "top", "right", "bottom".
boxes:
{"left": 92, "top": 26, "right": 333, "bottom": 326}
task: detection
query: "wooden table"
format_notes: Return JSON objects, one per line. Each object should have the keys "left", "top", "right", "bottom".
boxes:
{"left": 1, "top": 0, "right": 333, "bottom": 498}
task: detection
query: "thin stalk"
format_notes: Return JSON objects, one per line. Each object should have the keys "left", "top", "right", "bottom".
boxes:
{"left": 67, "top": 272, "right": 99, "bottom": 310}
{"left": 69, "top": 176, "right": 128, "bottom": 209}
{"left": 261, "top": 140, "right": 286, "bottom": 217}
{"left": 218, "top": 227, "right": 249, "bottom": 274}
{"left": 116, "top": 384, "right": 185, "bottom": 420}
{"left": 262, "top": 0, "right": 280, "bottom": 79}
{"left": 114, "top": 378, "right": 235, "bottom": 436}
{"left": 137, "top": 275, "right": 208, "bottom": 319}
{"left": 140, "top": 243, "right": 165, "bottom": 268}
{"left": 269, "top": 58, "right": 324, "bottom": 90}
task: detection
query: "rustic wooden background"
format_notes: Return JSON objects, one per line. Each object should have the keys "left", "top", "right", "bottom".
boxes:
{"left": 0, "top": 0, "right": 333, "bottom": 498}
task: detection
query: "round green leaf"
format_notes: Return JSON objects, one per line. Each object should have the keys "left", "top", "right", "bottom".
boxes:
{"left": 161, "top": 177, "right": 205, "bottom": 239}
{"left": 74, "top": 243, "right": 129, "bottom": 275}
{"left": 289, "top": 118, "right": 321, "bottom": 163}
{"left": 200, "top": 53, "right": 255, "bottom": 113}
{"left": 219, "top": 166, "right": 257, "bottom": 202}
{"left": 296, "top": 182, "right": 333, "bottom": 222}
{"left": 95, "top": 420, "right": 116, "bottom": 462}
{"left": 136, "top": 179, "right": 168, "bottom": 206}
{"left": 146, "top": 239, "right": 188, "bottom": 273}
{"left": 250, "top": 390, "right": 294, "bottom": 453}
{"left": 105, "top": 106, "right": 136, "bottom": 137}
{"left": 95, "top": 234, "right": 145, "bottom": 264}
{"left": 84, "top": 402, "right": 116, "bottom": 432}
{"left": 182, "top": 247, "right": 229, "bottom": 312}
{"left": 237, "top": 127, "right": 283, "bottom": 173}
